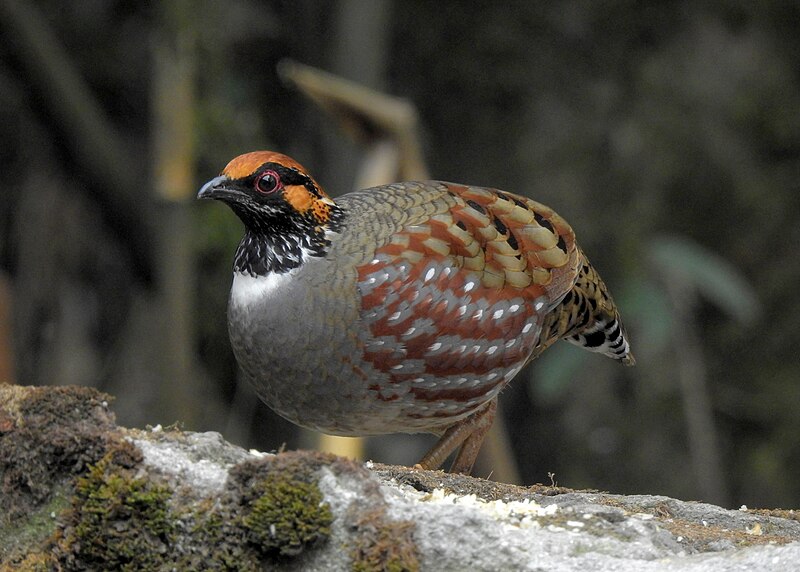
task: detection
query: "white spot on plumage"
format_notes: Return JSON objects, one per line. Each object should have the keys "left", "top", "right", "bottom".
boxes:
{"left": 464, "top": 281, "right": 476, "bottom": 292}
{"left": 493, "top": 309, "right": 504, "bottom": 320}
{"left": 425, "top": 267, "right": 436, "bottom": 282}
{"left": 534, "top": 301, "right": 544, "bottom": 311}
{"left": 522, "top": 322, "right": 533, "bottom": 334}
{"left": 509, "top": 304, "right": 520, "bottom": 313}
{"left": 388, "top": 311, "right": 402, "bottom": 322}
{"left": 473, "top": 309, "right": 484, "bottom": 320}
{"left": 505, "top": 339, "right": 517, "bottom": 348}
{"left": 429, "top": 342, "right": 442, "bottom": 351}
{"left": 487, "top": 345, "right": 498, "bottom": 355}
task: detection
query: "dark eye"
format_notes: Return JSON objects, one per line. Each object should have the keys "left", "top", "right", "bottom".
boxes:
{"left": 255, "top": 170, "right": 282, "bottom": 194}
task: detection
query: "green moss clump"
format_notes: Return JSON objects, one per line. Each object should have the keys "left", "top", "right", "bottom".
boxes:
{"left": 0, "top": 487, "right": 69, "bottom": 567}
{"left": 242, "top": 472, "right": 333, "bottom": 557}
{"left": 173, "top": 500, "right": 257, "bottom": 572}
{"left": 350, "top": 507, "right": 420, "bottom": 572}
{"left": 57, "top": 443, "right": 175, "bottom": 570}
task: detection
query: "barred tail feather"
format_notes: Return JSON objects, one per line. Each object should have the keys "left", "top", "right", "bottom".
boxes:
{"left": 566, "top": 317, "right": 635, "bottom": 366}
{"left": 544, "top": 249, "right": 635, "bottom": 366}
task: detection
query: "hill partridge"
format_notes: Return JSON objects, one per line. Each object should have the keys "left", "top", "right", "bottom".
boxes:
{"left": 199, "top": 151, "right": 634, "bottom": 474}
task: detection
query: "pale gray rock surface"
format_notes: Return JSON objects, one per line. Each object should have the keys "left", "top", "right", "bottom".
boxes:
{"left": 1, "top": 384, "right": 797, "bottom": 571}
{"left": 135, "top": 429, "right": 800, "bottom": 571}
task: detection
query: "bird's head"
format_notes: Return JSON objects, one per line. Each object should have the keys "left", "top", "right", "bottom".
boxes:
{"left": 198, "top": 151, "right": 339, "bottom": 232}
{"left": 198, "top": 151, "right": 343, "bottom": 274}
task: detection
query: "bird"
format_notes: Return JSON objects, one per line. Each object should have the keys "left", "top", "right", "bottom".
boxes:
{"left": 198, "top": 151, "right": 634, "bottom": 474}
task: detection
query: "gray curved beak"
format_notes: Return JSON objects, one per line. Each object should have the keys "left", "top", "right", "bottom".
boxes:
{"left": 197, "top": 175, "right": 229, "bottom": 200}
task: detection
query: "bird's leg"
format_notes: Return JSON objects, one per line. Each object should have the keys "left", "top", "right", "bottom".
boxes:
{"left": 450, "top": 398, "right": 498, "bottom": 473}
{"left": 416, "top": 398, "right": 498, "bottom": 474}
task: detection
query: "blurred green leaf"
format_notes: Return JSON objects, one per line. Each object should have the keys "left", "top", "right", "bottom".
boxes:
{"left": 617, "top": 277, "right": 674, "bottom": 356}
{"left": 530, "top": 275, "right": 673, "bottom": 403}
{"left": 529, "top": 343, "right": 589, "bottom": 404}
{"left": 648, "top": 236, "right": 761, "bottom": 324}
{"left": 193, "top": 202, "right": 243, "bottom": 253}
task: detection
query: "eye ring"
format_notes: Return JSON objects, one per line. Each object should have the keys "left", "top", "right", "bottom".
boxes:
{"left": 255, "top": 170, "right": 283, "bottom": 194}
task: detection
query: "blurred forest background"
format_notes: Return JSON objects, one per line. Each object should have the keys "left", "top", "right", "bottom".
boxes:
{"left": 1, "top": 0, "right": 798, "bottom": 509}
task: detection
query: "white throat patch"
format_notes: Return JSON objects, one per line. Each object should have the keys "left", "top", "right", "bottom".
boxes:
{"left": 230, "top": 271, "right": 295, "bottom": 310}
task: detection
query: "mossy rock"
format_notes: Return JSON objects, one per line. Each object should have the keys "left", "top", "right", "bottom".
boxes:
{"left": 54, "top": 442, "right": 175, "bottom": 570}
{"left": 350, "top": 506, "right": 420, "bottom": 572}
{"left": 242, "top": 472, "right": 333, "bottom": 557}
{"left": 0, "top": 386, "right": 117, "bottom": 517}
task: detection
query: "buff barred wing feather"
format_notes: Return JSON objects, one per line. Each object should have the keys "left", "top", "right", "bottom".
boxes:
{"left": 352, "top": 183, "right": 579, "bottom": 418}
